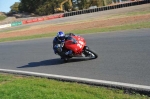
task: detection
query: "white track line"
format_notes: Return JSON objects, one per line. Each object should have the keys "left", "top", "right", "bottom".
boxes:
{"left": 0, "top": 69, "right": 150, "bottom": 91}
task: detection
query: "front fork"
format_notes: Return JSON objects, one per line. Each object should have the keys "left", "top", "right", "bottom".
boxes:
{"left": 83, "top": 46, "right": 89, "bottom": 50}
{"left": 82, "top": 46, "right": 90, "bottom": 56}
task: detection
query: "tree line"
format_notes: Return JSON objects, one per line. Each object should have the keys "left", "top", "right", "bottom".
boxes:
{"left": 10, "top": 0, "right": 112, "bottom": 16}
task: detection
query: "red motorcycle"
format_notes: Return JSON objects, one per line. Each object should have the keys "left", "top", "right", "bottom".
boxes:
{"left": 59, "top": 35, "right": 98, "bottom": 62}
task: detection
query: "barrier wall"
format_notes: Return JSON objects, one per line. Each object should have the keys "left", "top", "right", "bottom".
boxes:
{"left": 0, "top": 24, "right": 11, "bottom": 29}
{"left": 11, "top": 21, "right": 22, "bottom": 27}
{"left": 21, "top": 13, "right": 64, "bottom": 25}
{"left": 0, "top": 21, "right": 22, "bottom": 29}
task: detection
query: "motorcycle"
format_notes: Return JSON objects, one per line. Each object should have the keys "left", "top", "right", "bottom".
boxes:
{"left": 56, "top": 35, "right": 98, "bottom": 62}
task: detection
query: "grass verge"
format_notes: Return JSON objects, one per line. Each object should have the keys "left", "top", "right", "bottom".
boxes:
{"left": 0, "top": 21, "right": 150, "bottom": 43}
{"left": 0, "top": 73, "right": 149, "bottom": 99}
{"left": 0, "top": 16, "right": 6, "bottom": 21}
{"left": 106, "top": 11, "right": 150, "bottom": 19}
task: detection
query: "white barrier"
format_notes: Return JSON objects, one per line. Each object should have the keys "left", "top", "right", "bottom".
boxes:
{"left": 0, "top": 24, "right": 11, "bottom": 29}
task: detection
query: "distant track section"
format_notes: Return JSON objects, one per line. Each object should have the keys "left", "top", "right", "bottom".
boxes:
{"left": 64, "top": 0, "right": 150, "bottom": 17}
{"left": 0, "top": 0, "right": 149, "bottom": 29}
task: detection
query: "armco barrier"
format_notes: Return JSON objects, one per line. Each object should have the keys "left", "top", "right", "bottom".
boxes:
{"left": 59, "top": 14, "right": 64, "bottom": 18}
{"left": 54, "top": 14, "right": 60, "bottom": 18}
{"left": 22, "top": 20, "right": 28, "bottom": 24}
{"left": 64, "top": 0, "right": 150, "bottom": 17}
{"left": 11, "top": 21, "right": 22, "bottom": 27}
{"left": 43, "top": 17, "right": 49, "bottom": 20}
{"left": 22, "top": 19, "right": 37, "bottom": 24}
{"left": 26, "top": 19, "right": 33, "bottom": 23}
{"left": 20, "top": 13, "right": 65, "bottom": 25}
{"left": 37, "top": 17, "right": 44, "bottom": 21}
{"left": 32, "top": 18, "right": 38, "bottom": 22}
{"left": 0, "top": 24, "right": 11, "bottom": 29}
{"left": 47, "top": 15, "right": 54, "bottom": 19}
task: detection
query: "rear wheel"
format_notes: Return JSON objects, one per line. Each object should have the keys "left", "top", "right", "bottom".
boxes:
{"left": 84, "top": 49, "right": 98, "bottom": 59}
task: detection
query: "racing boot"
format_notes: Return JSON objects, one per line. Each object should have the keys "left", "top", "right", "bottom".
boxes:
{"left": 65, "top": 50, "right": 72, "bottom": 55}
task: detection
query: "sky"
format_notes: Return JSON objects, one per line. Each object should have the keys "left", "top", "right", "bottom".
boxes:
{"left": 0, "top": 0, "right": 20, "bottom": 13}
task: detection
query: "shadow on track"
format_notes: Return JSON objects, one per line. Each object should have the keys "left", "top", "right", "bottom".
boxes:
{"left": 17, "top": 58, "right": 90, "bottom": 68}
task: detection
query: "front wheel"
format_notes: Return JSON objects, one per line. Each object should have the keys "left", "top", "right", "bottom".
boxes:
{"left": 84, "top": 49, "right": 98, "bottom": 59}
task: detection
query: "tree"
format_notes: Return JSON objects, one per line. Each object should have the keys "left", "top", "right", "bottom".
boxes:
{"left": 10, "top": 2, "right": 20, "bottom": 13}
{"left": 18, "top": 0, "right": 113, "bottom": 16}
{"left": 35, "top": 1, "right": 55, "bottom": 15}
{"left": 78, "top": 0, "right": 88, "bottom": 9}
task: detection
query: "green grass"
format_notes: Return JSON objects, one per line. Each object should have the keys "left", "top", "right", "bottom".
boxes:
{"left": 0, "top": 33, "right": 56, "bottom": 42}
{"left": 0, "top": 21, "right": 150, "bottom": 43}
{"left": 71, "top": 21, "right": 150, "bottom": 34}
{"left": 106, "top": 10, "right": 150, "bottom": 19}
{"left": 123, "top": 10, "right": 150, "bottom": 16}
{"left": 0, "top": 73, "right": 149, "bottom": 99}
{"left": 0, "top": 15, "right": 6, "bottom": 21}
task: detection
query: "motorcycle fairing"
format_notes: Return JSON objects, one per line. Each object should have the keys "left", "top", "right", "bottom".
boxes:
{"left": 64, "top": 36, "right": 86, "bottom": 54}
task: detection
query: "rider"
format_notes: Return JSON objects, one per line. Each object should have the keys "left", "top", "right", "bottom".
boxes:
{"left": 53, "top": 31, "right": 75, "bottom": 58}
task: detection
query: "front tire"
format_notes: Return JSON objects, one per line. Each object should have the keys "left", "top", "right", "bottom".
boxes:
{"left": 84, "top": 49, "right": 98, "bottom": 59}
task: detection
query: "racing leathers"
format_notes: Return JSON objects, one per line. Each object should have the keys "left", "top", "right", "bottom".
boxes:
{"left": 53, "top": 33, "right": 75, "bottom": 58}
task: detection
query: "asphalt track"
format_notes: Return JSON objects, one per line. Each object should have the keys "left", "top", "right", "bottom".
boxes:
{"left": 0, "top": 28, "right": 150, "bottom": 89}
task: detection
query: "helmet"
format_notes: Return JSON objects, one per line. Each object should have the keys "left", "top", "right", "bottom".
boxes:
{"left": 57, "top": 31, "right": 65, "bottom": 42}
